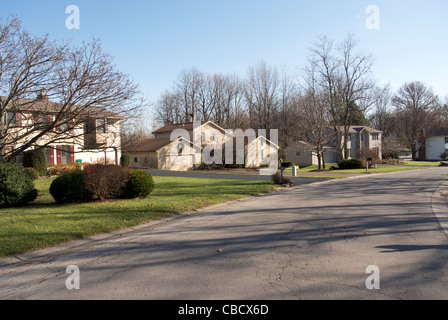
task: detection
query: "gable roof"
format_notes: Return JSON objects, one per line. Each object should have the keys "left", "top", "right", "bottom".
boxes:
{"left": 341, "top": 126, "right": 382, "bottom": 134}
{"left": 126, "top": 138, "right": 173, "bottom": 153}
{"left": 126, "top": 137, "right": 197, "bottom": 153}
{"left": 152, "top": 122, "right": 199, "bottom": 134}
{"left": 152, "top": 121, "right": 227, "bottom": 135}
{"left": 0, "top": 96, "right": 125, "bottom": 120}
{"left": 429, "top": 127, "right": 448, "bottom": 136}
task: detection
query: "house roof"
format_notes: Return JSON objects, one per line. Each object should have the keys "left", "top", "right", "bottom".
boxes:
{"left": 429, "top": 127, "right": 448, "bottom": 136}
{"left": 126, "top": 137, "right": 197, "bottom": 153}
{"left": 152, "top": 121, "right": 227, "bottom": 135}
{"left": 126, "top": 138, "right": 173, "bottom": 153}
{"left": 152, "top": 122, "right": 198, "bottom": 134}
{"left": 1, "top": 96, "right": 125, "bottom": 120}
{"left": 343, "top": 126, "right": 382, "bottom": 134}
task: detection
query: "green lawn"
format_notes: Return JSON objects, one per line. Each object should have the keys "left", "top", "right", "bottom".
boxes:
{"left": 401, "top": 160, "right": 441, "bottom": 167}
{"left": 284, "top": 164, "right": 427, "bottom": 174}
{"left": 0, "top": 176, "right": 276, "bottom": 257}
{"left": 334, "top": 166, "right": 426, "bottom": 174}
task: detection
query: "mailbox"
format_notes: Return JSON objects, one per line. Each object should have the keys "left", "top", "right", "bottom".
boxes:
{"left": 281, "top": 162, "right": 293, "bottom": 168}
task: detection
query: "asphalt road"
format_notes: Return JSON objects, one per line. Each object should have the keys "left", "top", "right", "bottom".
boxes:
{"left": 0, "top": 167, "right": 447, "bottom": 300}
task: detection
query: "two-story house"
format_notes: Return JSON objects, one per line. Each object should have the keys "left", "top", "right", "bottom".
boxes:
{"left": 1, "top": 93, "right": 124, "bottom": 166}
{"left": 126, "top": 121, "right": 279, "bottom": 171}
{"left": 285, "top": 126, "right": 383, "bottom": 167}
{"left": 343, "top": 126, "right": 383, "bottom": 160}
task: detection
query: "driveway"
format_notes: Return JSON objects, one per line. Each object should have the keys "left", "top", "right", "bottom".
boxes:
{"left": 0, "top": 167, "right": 447, "bottom": 300}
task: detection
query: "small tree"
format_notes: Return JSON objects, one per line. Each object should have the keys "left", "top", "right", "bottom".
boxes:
{"left": 440, "top": 151, "right": 448, "bottom": 161}
{"left": 23, "top": 149, "right": 47, "bottom": 176}
{"left": 359, "top": 148, "right": 380, "bottom": 164}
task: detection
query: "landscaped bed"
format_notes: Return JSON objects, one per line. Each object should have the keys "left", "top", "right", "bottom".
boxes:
{"left": 0, "top": 176, "right": 276, "bottom": 257}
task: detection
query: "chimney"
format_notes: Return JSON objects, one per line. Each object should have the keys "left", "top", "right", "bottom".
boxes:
{"left": 37, "top": 91, "right": 49, "bottom": 100}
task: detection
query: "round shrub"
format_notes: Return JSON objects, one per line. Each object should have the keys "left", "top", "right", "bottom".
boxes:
{"left": 83, "top": 164, "right": 130, "bottom": 200}
{"left": 120, "top": 153, "right": 132, "bottom": 167}
{"left": 0, "top": 160, "right": 38, "bottom": 208}
{"left": 25, "top": 167, "right": 40, "bottom": 180}
{"left": 23, "top": 149, "right": 47, "bottom": 176}
{"left": 337, "top": 158, "right": 364, "bottom": 170}
{"left": 122, "top": 170, "right": 155, "bottom": 199}
{"left": 50, "top": 170, "right": 93, "bottom": 203}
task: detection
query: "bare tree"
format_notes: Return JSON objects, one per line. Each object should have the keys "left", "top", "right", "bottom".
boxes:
{"left": 175, "top": 68, "right": 202, "bottom": 123}
{"left": 244, "top": 61, "right": 280, "bottom": 136}
{"left": 298, "top": 61, "right": 333, "bottom": 170}
{"left": 0, "top": 17, "right": 144, "bottom": 160}
{"left": 392, "top": 81, "right": 442, "bottom": 159}
{"left": 308, "top": 34, "right": 377, "bottom": 159}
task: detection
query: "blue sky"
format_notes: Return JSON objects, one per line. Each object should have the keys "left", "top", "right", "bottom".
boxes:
{"left": 2, "top": 0, "right": 448, "bottom": 112}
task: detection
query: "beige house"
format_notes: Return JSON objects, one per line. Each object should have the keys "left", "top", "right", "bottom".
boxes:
{"left": 126, "top": 121, "right": 279, "bottom": 171}
{"left": 127, "top": 121, "right": 226, "bottom": 170}
{"left": 343, "top": 126, "right": 383, "bottom": 160}
{"left": 284, "top": 141, "right": 339, "bottom": 167}
{"left": 245, "top": 135, "right": 279, "bottom": 168}
{"left": 1, "top": 94, "right": 124, "bottom": 165}
{"left": 126, "top": 137, "right": 196, "bottom": 171}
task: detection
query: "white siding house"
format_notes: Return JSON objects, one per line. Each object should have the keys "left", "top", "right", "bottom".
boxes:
{"left": 423, "top": 127, "right": 448, "bottom": 160}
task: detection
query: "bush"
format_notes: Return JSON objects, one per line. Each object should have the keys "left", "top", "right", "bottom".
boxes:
{"left": 120, "top": 153, "right": 132, "bottom": 167}
{"left": 337, "top": 159, "right": 364, "bottom": 170}
{"left": 25, "top": 167, "right": 40, "bottom": 180}
{"left": 23, "top": 149, "right": 47, "bottom": 176}
{"left": 0, "top": 161, "right": 38, "bottom": 208}
{"left": 50, "top": 170, "right": 93, "bottom": 203}
{"left": 48, "top": 163, "right": 83, "bottom": 176}
{"left": 83, "top": 164, "right": 130, "bottom": 200}
{"left": 440, "top": 151, "right": 448, "bottom": 160}
{"left": 122, "top": 170, "right": 155, "bottom": 199}
{"left": 271, "top": 172, "right": 291, "bottom": 185}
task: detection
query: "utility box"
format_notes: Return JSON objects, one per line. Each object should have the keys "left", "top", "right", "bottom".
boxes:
{"left": 292, "top": 166, "right": 298, "bottom": 177}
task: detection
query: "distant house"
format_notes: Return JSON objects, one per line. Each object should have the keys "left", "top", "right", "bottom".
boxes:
{"left": 245, "top": 135, "right": 279, "bottom": 169}
{"left": 284, "top": 141, "right": 339, "bottom": 167}
{"left": 342, "top": 126, "right": 383, "bottom": 160}
{"left": 419, "top": 127, "right": 448, "bottom": 161}
{"left": 125, "top": 120, "right": 279, "bottom": 171}
{"left": 285, "top": 125, "right": 383, "bottom": 166}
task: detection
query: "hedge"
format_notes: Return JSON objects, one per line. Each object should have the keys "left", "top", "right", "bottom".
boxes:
{"left": 23, "top": 149, "right": 47, "bottom": 176}
{"left": 0, "top": 159, "right": 38, "bottom": 208}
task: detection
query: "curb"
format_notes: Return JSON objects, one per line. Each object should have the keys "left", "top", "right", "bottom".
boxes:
{"left": 431, "top": 181, "right": 448, "bottom": 238}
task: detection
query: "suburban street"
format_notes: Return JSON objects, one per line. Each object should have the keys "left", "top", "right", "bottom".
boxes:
{"left": 0, "top": 167, "right": 447, "bottom": 300}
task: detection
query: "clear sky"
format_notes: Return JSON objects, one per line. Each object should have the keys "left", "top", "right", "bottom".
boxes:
{"left": 2, "top": 0, "right": 448, "bottom": 112}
